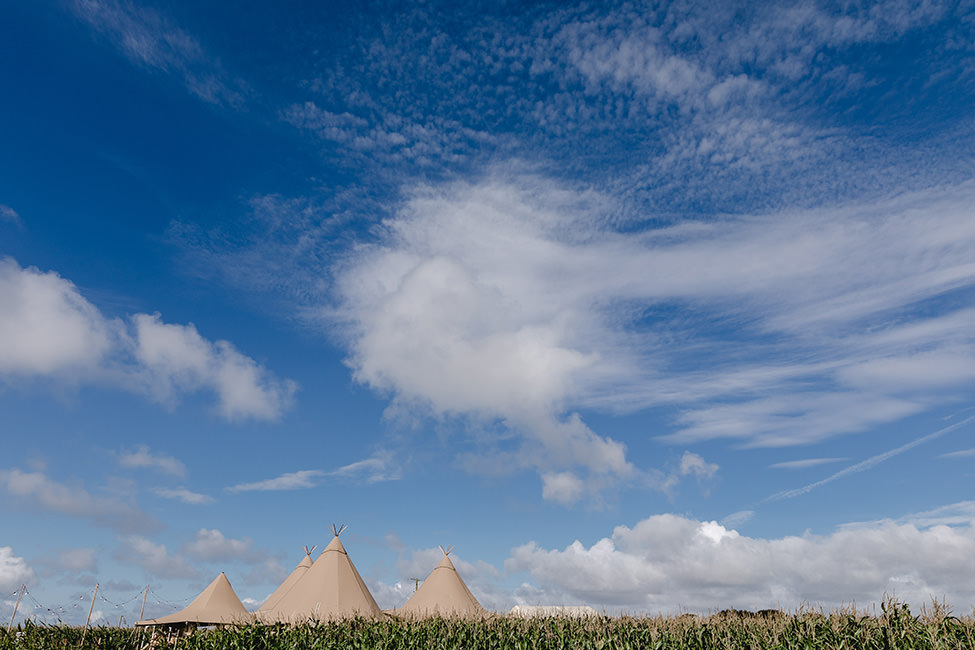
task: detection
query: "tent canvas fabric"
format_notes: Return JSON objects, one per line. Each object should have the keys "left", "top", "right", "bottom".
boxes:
{"left": 256, "top": 550, "right": 314, "bottom": 619}
{"left": 394, "top": 551, "right": 486, "bottom": 619}
{"left": 137, "top": 572, "right": 252, "bottom": 627}
{"left": 261, "top": 534, "right": 382, "bottom": 621}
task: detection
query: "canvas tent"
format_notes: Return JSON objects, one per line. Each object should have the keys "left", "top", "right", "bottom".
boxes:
{"left": 260, "top": 526, "right": 383, "bottom": 622}
{"left": 255, "top": 546, "right": 315, "bottom": 621}
{"left": 393, "top": 546, "right": 487, "bottom": 619}
{"left": 136, "top": 572, "right": 252, "bottom": 628}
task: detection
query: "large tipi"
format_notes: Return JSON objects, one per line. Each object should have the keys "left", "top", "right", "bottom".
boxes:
{"left": 261, "top": 525, "right": 383, "bottom": 622}
{"left": 255, "top": 546, "right": 315, "bottom": 621}
{"left": 136, "top": 572, "right": 252, "bottom": 627}
{"left": 394, "top": 546, "right": 487, "bottom": 619}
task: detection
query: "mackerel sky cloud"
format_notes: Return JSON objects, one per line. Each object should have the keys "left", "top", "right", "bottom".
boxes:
{"left": 1, "top": 0, "right": 973, "bottom": 622}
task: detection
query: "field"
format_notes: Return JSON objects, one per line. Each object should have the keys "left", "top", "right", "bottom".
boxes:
{"left": 3, "top": 601, "right": 974, "bottom": 649}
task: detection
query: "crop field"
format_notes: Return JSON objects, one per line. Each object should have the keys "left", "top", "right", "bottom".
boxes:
{"left": 2, "top": 601, "right": 973, "bottom": 650}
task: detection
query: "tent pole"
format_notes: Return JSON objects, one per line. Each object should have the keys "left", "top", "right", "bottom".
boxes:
{"left": 7, "top": 584, "right": 25, "bottom": 632}
{"left": 138, "top": 585, "right": 148, "bottom": 623}
{"left": 82, "top": 583, "right": 99, "bottom": 644}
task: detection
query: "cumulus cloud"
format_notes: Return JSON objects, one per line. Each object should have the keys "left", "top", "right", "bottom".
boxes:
{"left": 226, "top": 470, "right": 324, "bottom": 493}
{"left": 506, "top": 511, "right": 975, "bottom": 613}
{"left": 183, "top": 529, "right": 256, "bottom": 562}
{"left": 132, "top": 313, "right": 296, "bottom": 421}
{"left": 0, "top": 258, "right": 295, "bottom": 421}
{"left": 679, "top": 452, "right": 718, "bottom": 479}
{"left": 0, "top": 469, "right": 157, "bottom": 533}
{"left": 0, "top": 258, "right": 114, "bottom": 376}
{"left": 118, "top": 445, "right": 186, "bottom": 477}
{"left": 115, "top": 535, "right": 197, "bottom": 579}
{"left": 0, "top": 547, "right": 35, "bottom": 592}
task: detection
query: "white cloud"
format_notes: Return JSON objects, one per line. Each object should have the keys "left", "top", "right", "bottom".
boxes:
{"left": 114, "top": 535, "right": 197, "bottom": 579}
{"left": 151, "top": 487, "right": 215, "bottom": 505}
{"left": 118, "top": 445, "right": 186, "bottom": 477}
{"left": 132, "top": 313, "right": 297, "bottom": 421}
{"left": 35, "top": 548, "right": 98, "bottom": 579}
{"left": 0, "top": 469, "right": 157, "bottom": 533}
{"left": 226, "top": 470, "right": 324, "bottom": 493}
{"left": 183, "top": 529, "right": 255, "bottom": 562}
{"left": 0, "top": 258, "right": 113, "bottom": 376}
{"left": 0, "top": 547, "right": 35, "bottom": 592}
{"left": 771, "top": 458, "right": 847, "bottom": 470}
{"left": 0, "top": 205, "right": 20, "bottom": 225}
{"left": 541, "top": 472, "right": 585, "bottom": 505}
{"left": 941, "top": 448, "right": 975, "bottom": 459}
{"left": 768, "top": 416, "right": 975, "bottom": 501}
{"left": 329, "top": 450, "right": 401, "bottom": 484}
{"left": 506, "top": 512, "right": 975, "bottom": 613}
{"left": 679, "top": 452, "right": 718, "bottom": 479}
{"left": 0, "top": 258, "right": 295, "bottom": 421}
{"left": 334, "top": 175, "right": 975, "bottom": 498}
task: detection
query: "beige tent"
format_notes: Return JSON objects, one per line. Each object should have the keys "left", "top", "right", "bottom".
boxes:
{"left": 393, "top": 547, "right": 487, "bottom": 619}
{"left": 261, "top": 526, "right": 382, "bottom": 621}
{"left": 255, "top": 547, "right": 315, "bottom": 621}
{"left": 136, "top": 572, "right": 252, "bottom": 627}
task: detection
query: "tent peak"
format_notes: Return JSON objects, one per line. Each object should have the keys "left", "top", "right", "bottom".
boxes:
{"left": 303, "top": 545, "right": 317, "bottom": 556}
{"left": 330, "top": 523, "right": 347, "bottom": 537}
{"left": 439, "top": 545, "right": 454, "bottom": 557}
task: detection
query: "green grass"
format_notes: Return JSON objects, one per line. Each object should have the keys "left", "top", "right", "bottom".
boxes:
{"left": 3, "top": 601, "right": 974, "bottom": 649}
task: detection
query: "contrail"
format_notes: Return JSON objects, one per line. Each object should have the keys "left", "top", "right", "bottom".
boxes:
{"left": 766, "top": 415, "right": 975, "bottom": 502}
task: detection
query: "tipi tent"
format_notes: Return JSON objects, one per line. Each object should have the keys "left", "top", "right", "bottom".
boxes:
{"left": 394, "top": 546, "right": 487, "bottom": 619}
{"left": 261, "top": 526, "right": 382, "bottom": 622}
{"left": 136, "top": 572, "right": 252, "bottom": 627}
{"left": 255, "top": 546, "right": 315, "bottom": 621}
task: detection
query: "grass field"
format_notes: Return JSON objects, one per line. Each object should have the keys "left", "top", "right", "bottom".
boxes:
{"left": 3, "top": 601, "right": 973, "bottom": 649}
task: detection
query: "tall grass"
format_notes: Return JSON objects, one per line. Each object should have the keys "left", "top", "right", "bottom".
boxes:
{"left": 2, "top": 600, "right": 973, "bottom": 650}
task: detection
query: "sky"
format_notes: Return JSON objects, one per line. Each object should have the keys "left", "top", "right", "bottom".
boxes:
{"left": 1, "top": 0, "right": 975, "bottom": 624}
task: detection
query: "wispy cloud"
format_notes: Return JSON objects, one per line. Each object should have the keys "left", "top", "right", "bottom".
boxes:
{"left": 0, "top": 205, "right": 20, "bottom": 226}
{"left": 69, "top": 0, "right": 246, "bottom": 108}
{"left": 768, "top": 416, "right": 975, "bottom": 501}
{"left": 0, "top": 469, "right": 158, "bottom": 533}
{"left": 118, "top": 445, "right": 186, "bottom": 477}
{"left": 328, "top": 450, "right": 401, "bottom": 484}
{"left": 151, "top": 487, "right": 214, "bottom": 505}
{"left": 940, "top": 448, "right": 975, "bottom": 459}
{"left": 226, "top": 470, "right": 324, "bottom": 493}
{"left": 770, "top": 458, "right": 848, "bottom": 470}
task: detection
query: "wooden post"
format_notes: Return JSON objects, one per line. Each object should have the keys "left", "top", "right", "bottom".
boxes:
{"left": 82, "top": 583, "right": 98, "bottom": 645}
{"left": 6, "top": 584, "right": 25, "bottom": 632}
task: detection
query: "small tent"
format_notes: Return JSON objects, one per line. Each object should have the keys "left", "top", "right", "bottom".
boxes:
{"left": 394, "top": 546, "right": 487, "bottom": 619}
{"left": 136, "top": 572, "right": 252, "bottom": 628}
{"left": 255, "top": 546, "right": 315, "bottom": 621}
{"left": 261, "top": 525, "right": 382, "bottom": 622}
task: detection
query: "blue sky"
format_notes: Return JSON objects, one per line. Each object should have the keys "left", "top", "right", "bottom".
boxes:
{"left": 2, "top": 0, "right": 974, "bottom": 622}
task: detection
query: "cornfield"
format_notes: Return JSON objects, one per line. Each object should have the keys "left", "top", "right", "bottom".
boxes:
{"left": 3, "top": 601, "right": 973, "bottom": 649}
